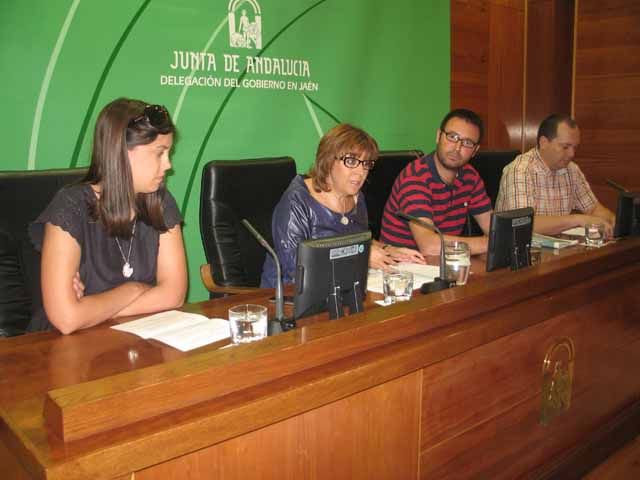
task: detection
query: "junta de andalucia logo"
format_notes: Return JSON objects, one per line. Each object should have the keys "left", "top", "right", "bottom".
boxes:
{"left": 228, "top": 0, "right": 262, "bottom": 49}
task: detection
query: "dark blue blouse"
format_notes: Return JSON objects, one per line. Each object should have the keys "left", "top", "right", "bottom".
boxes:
{"left": 260, "top": 175, "right": 369, "bottom": 288}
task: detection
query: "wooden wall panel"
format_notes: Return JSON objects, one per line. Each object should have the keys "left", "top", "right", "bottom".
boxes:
{"left": 451, "top": 0, "right": 490, "bottom": 123}
{"left": 488, "top": 2, "right": 525, "bottom": 148}
{"left": 136, "top": 371, "right": 421, "bottom": 480}
{"left": 451, "top": 0, "right": 524, "bottom": 150}
{"left": 574, "top": 0, "right": 640, "bottom": 209}
{"left": 524, "top": 0, "right": 574, "bottom": 150}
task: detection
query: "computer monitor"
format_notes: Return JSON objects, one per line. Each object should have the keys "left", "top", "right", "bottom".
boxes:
{"left": 610, "top": 186, "right": 640, "bottom": 238}
{"left": 294, "top": 231, "right": 372, "bottom": 320}
{"left": 486, "top": 207, "right": 534, "bottom": 272}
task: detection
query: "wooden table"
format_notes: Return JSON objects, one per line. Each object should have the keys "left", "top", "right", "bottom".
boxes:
{"left": 2, "top": 239, "right": 640, "bottom": 479}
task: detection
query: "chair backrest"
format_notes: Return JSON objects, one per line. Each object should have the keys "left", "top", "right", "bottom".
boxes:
{"left": 199, "top": 157, "right": 296, "bottom": 288}
{"left": 463, "top": 150, "right": 521, "bottom": 236}
{"left": 469, "top": 150, "right": 520, "bottom": 207}
{"left": 0, "top": 168, "right": 88, "bottom": 336}
{"left": 361, "top": 149, "right": 424, "bottom": 239}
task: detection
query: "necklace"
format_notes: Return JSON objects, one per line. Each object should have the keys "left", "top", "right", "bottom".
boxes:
{"left": 115, "top": 219, "right": 137, "bottom": 278}
{"left": 336, "top": 194, "right": 349, "bottom": 225}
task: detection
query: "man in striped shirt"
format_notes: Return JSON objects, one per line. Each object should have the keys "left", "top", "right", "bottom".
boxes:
{"left": 495, "top": 114, "right": 615, "bottom": 235}
{"left": 380, "top": 109, "right": 492, "bottom": 255}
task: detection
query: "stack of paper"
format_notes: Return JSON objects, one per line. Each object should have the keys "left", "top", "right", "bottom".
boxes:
{"left": 111, "top": 310, "right": 230, "bottom": 351}
{"left": 532, "top": 233, "right": 578, "bottom": 249}
{"left": 367, "top": 263, "right": 440, "bottom": 293}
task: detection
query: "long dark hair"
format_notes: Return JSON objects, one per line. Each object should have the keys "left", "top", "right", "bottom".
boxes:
{"left": 83, "top": 98, "right": 176, "bottom": 237}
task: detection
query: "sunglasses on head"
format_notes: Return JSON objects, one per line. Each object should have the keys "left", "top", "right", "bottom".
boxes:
{"left": 129, "top": 104, "right": 170, "bottom": 128}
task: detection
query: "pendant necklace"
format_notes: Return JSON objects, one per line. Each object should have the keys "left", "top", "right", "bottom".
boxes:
{"left": 338, "top": 194, "right": 349, "bottom": 225}
{"left": 115, "top": 219, "right": 137, "bottom": 278}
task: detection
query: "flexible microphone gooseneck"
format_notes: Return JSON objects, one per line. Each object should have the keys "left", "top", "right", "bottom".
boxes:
{"left": 241, "top": 219, "right": 295, "bottom": 334}
{"left": 606, "top": 178, "right": 629, "bottom": 193}
{"left": 395, "top": 211, "right": 454, "bottom": 294}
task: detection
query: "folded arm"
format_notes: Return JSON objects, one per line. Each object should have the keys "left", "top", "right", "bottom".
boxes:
{"left": 41, "top": 223, "right": 151, "bottom": 334}
{"left": 114, "top": 224, "right": 187, "bottom": 317}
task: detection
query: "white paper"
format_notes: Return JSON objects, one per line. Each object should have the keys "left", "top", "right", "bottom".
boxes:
{"left": 367, "top": 263, "right": 439, "bottom": 294}
{"left": 151, "top": 318, "right": 231, "bottom": 351}
{"left": 562, "top": 227, "right": 585, "bottom": 236}
{"left": 111, "top": 310, "right": 230, "bottom": 351}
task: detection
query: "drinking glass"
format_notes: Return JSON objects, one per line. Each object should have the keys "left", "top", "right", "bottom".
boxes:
{"left": 444, "top": 241, "right": 471, "bottom": 285}
{"left": 228, "top": 304, "right": 268, "bottom": 344}
{"left": 382, "top": 271, "right": 414, "bottom": 304}
{"left": 584, "top": 223, "right": 605, "bottom": 247}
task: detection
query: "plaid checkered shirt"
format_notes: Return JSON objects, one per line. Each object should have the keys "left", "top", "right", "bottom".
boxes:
{"left": 495, "top": 148, "right": 597, "bottom": 215}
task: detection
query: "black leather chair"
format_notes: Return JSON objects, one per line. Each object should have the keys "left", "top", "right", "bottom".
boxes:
{"left": 361, "top": 149, "right": 424, "bottom": 240}
{"left": 0, "top": 168, "right": 87, "bottom": 336}
{"left": 463, "top": 149, "right": 521, "bottom": 236}
{"left": 199, "top": 157, "right": 296, "bottom": 296}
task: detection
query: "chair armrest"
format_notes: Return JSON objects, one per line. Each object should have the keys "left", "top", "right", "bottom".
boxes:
{"left": 199, "top": 264, "right": 261, "bottom": 296}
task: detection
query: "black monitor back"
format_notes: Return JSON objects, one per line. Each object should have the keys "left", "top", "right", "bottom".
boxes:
{"left": 294, "top": 231, "right": 372, "bottom": 320}
{"left": 486, "top": 207, "right": 534, "bottom": 272}
{"left": 613, "top": 191, "right": 640, "bottom": 238}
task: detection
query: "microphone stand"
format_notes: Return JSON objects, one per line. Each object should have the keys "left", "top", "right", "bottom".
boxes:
{"left": 241, "top": 219, "right": 296, "bottom": 335}
{"left": 395, "top": 211, "right": 455, "bottom": 294}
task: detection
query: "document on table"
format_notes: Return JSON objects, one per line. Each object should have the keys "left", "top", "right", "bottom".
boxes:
{"left": 111, "top": 310, "right": 230, "bottom": 351}
{"left": 562, "top": 227, "right": 585, "bottom": 237}
{"left": 367, "top": 263, "right": 440, "bottom": 294}
{"left": 532, "top": 233, "right": 579, "bottom": 249}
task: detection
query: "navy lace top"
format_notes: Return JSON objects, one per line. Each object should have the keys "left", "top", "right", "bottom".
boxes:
{"left": 28, "top": 184, "right": 182, "bottom": 331}
{"left": 260, "top": 175, "right": 369, "bottom": 288}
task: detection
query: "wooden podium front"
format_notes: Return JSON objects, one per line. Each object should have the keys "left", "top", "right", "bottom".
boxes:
{"left": 2, "top": 239, "right": 640, "bottom": 479}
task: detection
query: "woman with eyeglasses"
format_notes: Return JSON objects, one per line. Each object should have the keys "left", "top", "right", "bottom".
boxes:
{"left": 28, "top": 98, "right": 187, "bottom": 334}
{"left": 261, "top": 123, "right": 424, "bottom": 289}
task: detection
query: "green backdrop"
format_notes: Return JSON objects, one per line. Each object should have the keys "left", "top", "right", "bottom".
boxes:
{"left": 2, "top": 0, "right": 450, "bottom": 302}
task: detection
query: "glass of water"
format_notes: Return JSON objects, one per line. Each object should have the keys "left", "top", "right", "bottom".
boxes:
{"left": 382, "top": 271, "right": 414, "bottom": 304}
{"left": 228, "top": 304, "right": 268, "bottom": 344}
{"left": 444, "top": 241, "right": 471, "bottom": 285}
{"left": 584, "top": 223, "right": 605, "bottom": 247}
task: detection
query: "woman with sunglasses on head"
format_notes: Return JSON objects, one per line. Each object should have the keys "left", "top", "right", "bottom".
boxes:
{"left": 261, "top": 123, "right": 424, "bottom": 289}
{"left": 28, "top": 98, "right": 187, "bottom": 334}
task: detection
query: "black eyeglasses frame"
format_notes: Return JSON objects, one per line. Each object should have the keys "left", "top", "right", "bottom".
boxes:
{"left": 441, "top": 130, "right": 479, "bottom": 149}
{"left": 337, "top": 154, "right": 376, "bottom": 171}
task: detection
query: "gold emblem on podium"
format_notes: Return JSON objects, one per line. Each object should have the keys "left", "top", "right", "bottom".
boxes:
{"left": 540, "top": 337, "right": 575, "bottom": 425}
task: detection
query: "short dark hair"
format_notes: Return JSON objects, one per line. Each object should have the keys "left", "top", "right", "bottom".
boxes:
{"left": 537, "top": 114, "right": 578, "bottom": 146}
{"left": 439, "top": 108, "right": 484, "bottom": 143}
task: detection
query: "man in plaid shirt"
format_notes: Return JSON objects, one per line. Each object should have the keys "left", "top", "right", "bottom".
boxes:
{"left": 495, "top": 114, "right": 614, "bottom": 235}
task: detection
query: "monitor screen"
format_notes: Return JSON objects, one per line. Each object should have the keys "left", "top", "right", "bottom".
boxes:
{"left": 613, "top": 191, "right": 640, "bottom": 238}
{"left": 486, "top": 207, "right": 534, "bottom": 272}
{"left": 294, "top": 231, "right": 372, "bottom": 320}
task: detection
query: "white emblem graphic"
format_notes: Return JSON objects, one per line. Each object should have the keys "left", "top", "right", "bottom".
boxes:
{"left": 228, "top": 0, "right": 262, "bottom": 49}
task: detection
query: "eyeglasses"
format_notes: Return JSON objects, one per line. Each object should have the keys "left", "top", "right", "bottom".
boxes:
{"left": 129, "top": 104, "right": 170, "bottom": 128}
{"left": 442, "top": 131, "right": 478, "bottom": 149}
{"left": 338, "top": 154, "right": 376, "bottom": 170}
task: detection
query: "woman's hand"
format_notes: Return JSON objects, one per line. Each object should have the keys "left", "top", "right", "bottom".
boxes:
{"left": 72, "top": 272, "right": 85, "bottom": 300}
{"left": 386, "top": 246, "right": 426, "bottom": 264}
{"left": 369, "top": 243, "right": 398, "bottom": 271}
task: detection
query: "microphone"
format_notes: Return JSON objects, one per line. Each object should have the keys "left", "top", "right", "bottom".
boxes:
{"left": 395, "top": 211, "right": 455, "bottom": 294}
{"left": 241, "top": 219, "right": 295, "bottom": 334}
{"left": 606, "top": 178, "right": 629, "bottom": 192}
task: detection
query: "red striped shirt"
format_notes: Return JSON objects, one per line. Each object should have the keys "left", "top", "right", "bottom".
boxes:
{"left": 380, "top": 153, "right": 491, "bottom": 248}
